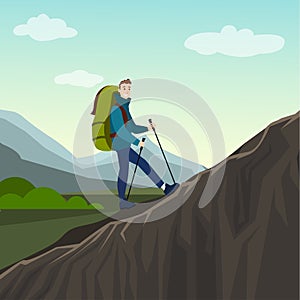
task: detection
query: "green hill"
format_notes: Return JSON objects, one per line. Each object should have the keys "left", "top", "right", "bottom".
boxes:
{"left": 0, "top": 177, "right": 35, "bottom": 197}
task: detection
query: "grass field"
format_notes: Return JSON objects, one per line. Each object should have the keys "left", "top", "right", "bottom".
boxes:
{"left": 0, "top": 188, "right": 165, "bottom": 271}
{"left": 0, "top": 209, "right": 106, "bottom": 270}
{"left": 63, "top": 188, "right": 165, "bottom": 212}
{"left": 63, "top": 187, "right": 164, "bottom": 202}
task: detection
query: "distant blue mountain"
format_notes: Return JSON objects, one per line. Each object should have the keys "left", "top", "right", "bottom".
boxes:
{"left": 0, "top": 110, "right": 206, "bottom": 186}
{"left": 0, "top": 110, "right": 74, "bottom": 172}
{"left": 75, "top": 136, "right": 206, "bottom": 185}
{"left": 0, "top": 142, "right": 118, "bottom": 193}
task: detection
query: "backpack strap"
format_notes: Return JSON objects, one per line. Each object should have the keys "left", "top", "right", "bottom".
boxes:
{"left": 116, "top": 103, "right": 129, "bottom": 124}
{"left": 110, "top": 103, "right": 130, "bottom": 138}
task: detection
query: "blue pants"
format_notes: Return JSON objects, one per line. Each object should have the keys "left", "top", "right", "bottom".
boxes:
{"left": 116, "top": 147, "right": 164, "bottom": 200}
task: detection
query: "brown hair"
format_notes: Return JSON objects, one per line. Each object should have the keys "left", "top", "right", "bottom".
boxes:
{"left": 119, "top": 78, "right": 131, "bottom": 88}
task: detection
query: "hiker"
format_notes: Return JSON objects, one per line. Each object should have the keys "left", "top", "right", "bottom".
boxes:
{"left": 110, "top": 79, "right": 178, "bottom": 209}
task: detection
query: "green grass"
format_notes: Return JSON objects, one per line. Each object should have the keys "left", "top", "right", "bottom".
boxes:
{"left": 0, "top": 188, "right": 165, "bottom": 271}
{"left": 64, "top": 187, "right": 165, "bottom": 203}
{"left": 0, "top": 209, "right": 107, "bottom": 270}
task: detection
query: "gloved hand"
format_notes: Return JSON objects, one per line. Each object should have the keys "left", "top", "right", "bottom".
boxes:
{"left": 147, "top": 123, "right": 156, "bottom": 131}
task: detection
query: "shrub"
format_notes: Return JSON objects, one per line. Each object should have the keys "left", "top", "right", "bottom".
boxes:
{"left": 0, "top": 193, "right": 24, "bottom": 209}
{"left": 0, "top": 185, "right": 105, "bottom": 210}
{"left": 88, "top": 203, "right": 104, "bottom": 210}
{"left": 0, "top": 177, "right": 35, "bottom": 197}
{"left": 66, "top": 197, "right": 104, "bottom": 210}
{"left": 67, "top": 196, "right": 89, "bottom": 209}
{"left": 23, "top": 187, "right": 67, "bottom": 209}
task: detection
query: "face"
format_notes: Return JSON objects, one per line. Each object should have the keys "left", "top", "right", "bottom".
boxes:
{"left": 118, "top": 83, "right": 131, "bottom": 99}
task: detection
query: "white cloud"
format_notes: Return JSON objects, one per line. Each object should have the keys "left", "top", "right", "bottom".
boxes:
{"left": 184, "top": 25, "right": 285, "bottom": 57}
{"left": 13, "top": 13, "right": 77, "bottom": 41}
{"left": 54, "top": 70, "right": 104, "bottom": 88}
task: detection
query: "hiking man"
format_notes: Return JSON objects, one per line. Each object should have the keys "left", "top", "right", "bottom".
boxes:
{"left": 110, "top": 78, "right": 178, "bottom": 209}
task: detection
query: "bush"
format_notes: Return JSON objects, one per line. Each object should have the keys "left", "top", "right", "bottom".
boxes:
{"left": 23, "top": 187, "right": 67, "bottom": 209}
{"left": 66, "top": 197, "right": 104, "bottom": 210}
{"left": 88, "top": 203, "right": 104, "bottom": 210}
{"left": 0, "top": 177, "right": 35, "bottom": 197}
{"left": 0, "top": 194, "right": 24, "bottom": 209}
{"left": 0, "top": 185, "right": 105, "bottom": 210}
{"left": 67, "top": 196, "right": 89, "bottom": 209}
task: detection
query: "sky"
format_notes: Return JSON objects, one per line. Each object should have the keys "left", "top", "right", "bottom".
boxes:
{"left": 0, "top": 0, "right": 299, "bottom": 168}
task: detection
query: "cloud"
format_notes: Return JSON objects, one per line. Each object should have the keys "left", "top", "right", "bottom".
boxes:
{"left": 13, "top": 13, "right": 77, "bottom": 41}
{"left": 184, "top": 25, "right": 285, "bottom": 57}
{"left": 54, "top": 70, "right": 104, "bottom": 88}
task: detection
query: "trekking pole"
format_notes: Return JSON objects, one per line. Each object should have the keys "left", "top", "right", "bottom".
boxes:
{"left": 148, "top": 119, "right": 176, "bottom": 184}
{"left": 127, "top": 138, "right": 146, "bottom": 201}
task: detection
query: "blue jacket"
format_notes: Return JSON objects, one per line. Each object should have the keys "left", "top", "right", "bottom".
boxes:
{"left": 110, "top": 93, "right": 148, "bottom": 150}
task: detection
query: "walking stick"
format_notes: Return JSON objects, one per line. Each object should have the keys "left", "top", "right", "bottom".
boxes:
{"left": 127, "top": 138, "right": 146, "bottom": 201}
{"left": 148, "top": 119, "right": 176, "bottom": 184}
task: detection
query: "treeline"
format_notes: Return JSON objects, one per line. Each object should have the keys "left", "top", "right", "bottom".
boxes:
{"left": 0, "top": 177, "right": 103, "bottom": 210}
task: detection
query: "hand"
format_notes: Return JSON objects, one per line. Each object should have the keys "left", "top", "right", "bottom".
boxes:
{"left": 147, "top": 123, "right": 156, "bottom": 131}
{"left": 139, "top": 140, "right": 145, "bottom": 148}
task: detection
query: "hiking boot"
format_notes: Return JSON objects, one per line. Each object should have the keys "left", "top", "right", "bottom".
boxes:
{"left": 164, "top": 183, "right": 179, "bottom": 196}
{"left": 119, "top": 199, "right": 136, "bottom": 209}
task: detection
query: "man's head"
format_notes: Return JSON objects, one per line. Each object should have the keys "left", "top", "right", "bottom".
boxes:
{"left": 118, "top": 79, "right": 132, "bottom": 99}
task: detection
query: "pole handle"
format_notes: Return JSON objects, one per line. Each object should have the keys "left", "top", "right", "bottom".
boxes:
{"left": 148, "top": 119, "right": 155, "bottom": 131}
{"left": 139, "top": 137, "right": 146, "bottom": 149}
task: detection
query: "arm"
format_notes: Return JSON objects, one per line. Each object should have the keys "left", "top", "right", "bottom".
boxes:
{"left": 126, "top": 119, "right": 148, "bottom": 134}
{"left": 110, "top": 107, "right": 140, "bottom": 146}
{"left": 126, "top": 108, "right": 148, "bottom": 133}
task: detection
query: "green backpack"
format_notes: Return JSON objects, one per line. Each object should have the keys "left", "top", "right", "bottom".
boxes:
{"left": 91, "top": 85, "right": 118, "bottom": 151}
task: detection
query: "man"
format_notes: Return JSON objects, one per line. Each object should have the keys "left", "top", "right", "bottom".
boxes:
{"left": 110, "top": 78, "right": 179, "bottom": 209}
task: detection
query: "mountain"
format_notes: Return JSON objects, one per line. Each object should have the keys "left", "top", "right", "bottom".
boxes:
{"left": 78, "top": 138, "right": 204, "bottom": 172}
{"left": 0, "top": 112, "right": 298, "bottom": 299}
{"left": 0, "top": 109, "right": 205, "bottom": 186}
{"left": 0, "top": 143, "right": 117, "bottom": 193}
{"left": 77, "top": 137, "right": 206, "bottom": 185}
{"left": 0, "top": 110, "right": 74, "bottom": 172}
